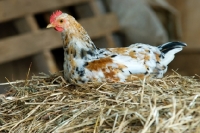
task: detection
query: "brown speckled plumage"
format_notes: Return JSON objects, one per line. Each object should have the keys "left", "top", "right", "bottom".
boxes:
{"left": 47, "top": 10, "right": 187, "bottom": 83}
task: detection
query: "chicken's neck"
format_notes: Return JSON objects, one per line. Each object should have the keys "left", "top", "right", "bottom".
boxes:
{"left": 62, "top": 23, "right": 98, "bottom": 61}
{"left": 62, "top": 23, "right": 99, "bottom": 82}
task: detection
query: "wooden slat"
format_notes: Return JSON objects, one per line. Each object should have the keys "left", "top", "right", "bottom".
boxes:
{"left": 33, "top": 49, "right": 58, "bottom": 74}
{"left": 105, "top": 33, "right": 115, "bottom": 48}
{"left": 0, "top": 0, "right": 91, "bottom": 22}
{"left": 25, "top": 16, "right": 39, "bottom": 32}
{"left": 79, "top": 13, "right": 120, "bottom": 38}
{"left": 0, "top": 13, "right": 120, "bottom": 64}
{"left": 89, "top": 0, "right": 101, "bottom": 15}
{"left": 166, "top": 0, "right": 200, "bottom": 50}
{"left": 89, "top": 0, "right": 116, "bottom": 48}
{"left": 24, "top": 15, "right": 59, "bottom": 73}
{"left": 13, "top": 15, "right": 58, "bottom": 73}
{"left": 0, "top": 30, "right": 59, "bottom": 64}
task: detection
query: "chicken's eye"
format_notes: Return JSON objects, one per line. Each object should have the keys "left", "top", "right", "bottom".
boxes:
{"left": 60, "top": 19, "right": 63, "bottom": 23}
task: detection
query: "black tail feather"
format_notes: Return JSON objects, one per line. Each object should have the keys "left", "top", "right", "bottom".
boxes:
{"left": 158, "top": 41, "right": 187, "bottom": 54}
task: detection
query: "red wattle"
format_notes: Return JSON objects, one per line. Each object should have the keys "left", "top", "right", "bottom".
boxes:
{"left": 54, "top": 27, "right": 64, "bottom": 32}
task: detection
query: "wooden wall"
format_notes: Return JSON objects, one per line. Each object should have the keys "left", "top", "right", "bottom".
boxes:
{"left": 167, "top": 0, "right": 200, "bottom": 49}
{"left": 166, "top": 0, "right": 200, "bottom": 76}
{"left": 0, "top": 0, "right": 120, "bottom": 93}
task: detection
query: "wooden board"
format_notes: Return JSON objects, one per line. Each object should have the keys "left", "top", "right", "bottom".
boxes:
{"left": 0, "top": 13, "right": 120, "bottom": 64}
{"left": 79, "top": 13, "right": 119, "bottom": 38}
{"left": 0, "top": 0, "right": 91, "bottom": 22}
{"left": 167, "top": 0, "right": 200, "bottom": 50}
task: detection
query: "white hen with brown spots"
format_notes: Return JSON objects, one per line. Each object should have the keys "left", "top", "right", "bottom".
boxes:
{"left": 47, "top": 10, "right": 187, "bottom": 83}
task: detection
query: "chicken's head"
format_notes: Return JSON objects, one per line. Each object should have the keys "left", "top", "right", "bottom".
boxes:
{"left": 46, "top": 10, "right": 70, "bottom": 32}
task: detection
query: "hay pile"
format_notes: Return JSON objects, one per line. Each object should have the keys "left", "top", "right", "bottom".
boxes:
{"left": 1, "top": 72, "right": 200, "bottom": 133}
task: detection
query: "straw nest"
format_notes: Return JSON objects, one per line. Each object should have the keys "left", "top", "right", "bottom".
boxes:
{"left": 1, "top": 71, "right": 200, "bottom": 133}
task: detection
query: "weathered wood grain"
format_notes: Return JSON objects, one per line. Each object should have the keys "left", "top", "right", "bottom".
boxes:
{"left": 0, "top": 0, "right": 91, "bottom": 22}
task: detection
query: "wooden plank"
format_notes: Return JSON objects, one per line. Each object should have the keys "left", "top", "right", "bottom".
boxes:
{"left": 13, "top": 15, "right": 59, "bottom": 73}
{"left": 166, "top": 0, "right": 200, "bottom": 49}
{"left": 0, "top": 0, "right": 91, "bottom": 22}
{"left": 33, "top": 49, "right": 59, "bottom": 74}
{"left": 105, "top": 34, "right": 115, "bottom": 48}
{"left": 25, "top": 16, "right": 39, "bottom": 32}
{"left": 89, "top": 0, "right": 101, "bottom": 15}
{"left": 179, "top": 1, "right": 200, "bottom": 47}
{"left": 0, "top": 30, "right": 60, "bottom": 64}
{"left": 0, "top": 13, "right": 120, "bottom": 64}
{"left": 79, "top": 13, "right": 120, "bottom": 38}
{"left": 25, "top": 15, "right": 59, "bottom": 73}
{"left": 89, "top": 0, "right": 116, "bottom": 48}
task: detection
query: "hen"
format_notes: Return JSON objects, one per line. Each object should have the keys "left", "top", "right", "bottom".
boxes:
{"left": 47, "top": 10, "right": 186, "bottom": 83}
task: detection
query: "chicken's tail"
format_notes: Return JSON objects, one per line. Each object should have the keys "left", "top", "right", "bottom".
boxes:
{"left": 158, "top": 41, "right": 187, "bottom": 65}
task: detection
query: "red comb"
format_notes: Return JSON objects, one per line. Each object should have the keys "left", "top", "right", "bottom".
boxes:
{"left": 50, "top": 10, "right": 62, "bottom": 23}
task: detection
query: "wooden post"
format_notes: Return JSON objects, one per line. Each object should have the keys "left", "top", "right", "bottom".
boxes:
{"left": 89, "top": 0, "right": 116, "bottom": 48}
{"left": 14, "top": 15, "right": 59, "bottom": 74}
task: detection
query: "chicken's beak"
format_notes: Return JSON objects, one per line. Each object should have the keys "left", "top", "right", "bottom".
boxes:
{"left": 46, "top": 23, "right": 54, "bottom": 28}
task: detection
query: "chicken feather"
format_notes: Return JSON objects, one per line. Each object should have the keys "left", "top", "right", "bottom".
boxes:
{"left": 46, "top": 10, "right": 186, "bottom": 83}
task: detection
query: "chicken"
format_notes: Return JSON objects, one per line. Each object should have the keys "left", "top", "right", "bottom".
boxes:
{"left": 46, "top": 10, "right": 186, "bottom": 83}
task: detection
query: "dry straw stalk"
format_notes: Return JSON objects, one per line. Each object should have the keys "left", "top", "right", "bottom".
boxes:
{"left": 0, "top": 72, "right": 200, "bottom": 132}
